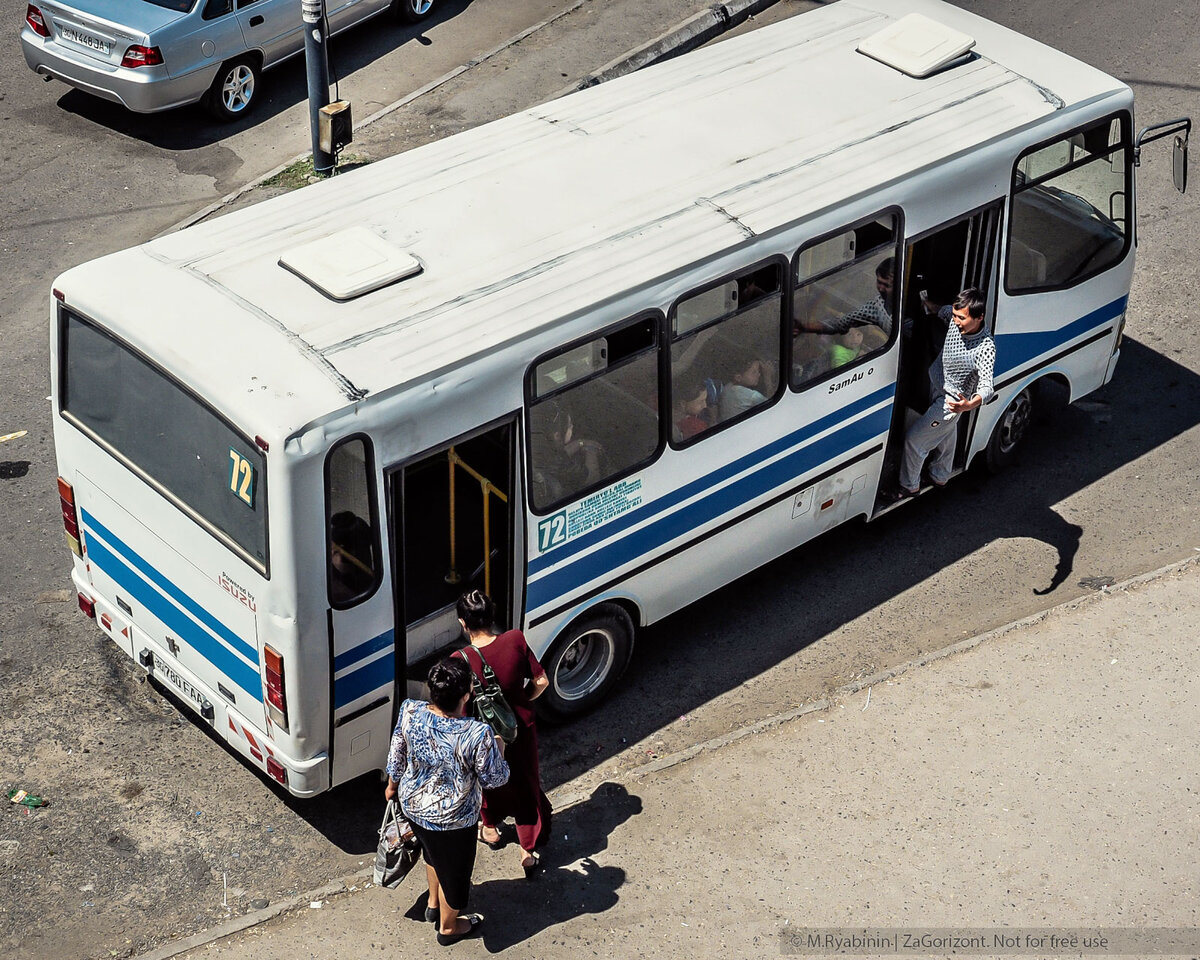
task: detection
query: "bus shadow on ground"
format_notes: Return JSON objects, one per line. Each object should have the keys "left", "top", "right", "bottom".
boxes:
{"left": 293, "top": 338, "right": 1197, "bottom": 856}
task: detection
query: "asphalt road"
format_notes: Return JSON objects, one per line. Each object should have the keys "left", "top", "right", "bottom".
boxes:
{"left": 1, "top": 0, "right": 1198, "bottom": 958}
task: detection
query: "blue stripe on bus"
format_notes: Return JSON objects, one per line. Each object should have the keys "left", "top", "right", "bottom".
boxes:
{"left": 80, "top": 507, "right": 258, "bottom": 665}
{"left": 524, "top": 300, "right": 1123, "bottom": 613}
{"left": 334, "top": 629, "right": 394, "bottom": 673}
{"left": 994, "top": 297, "right": 1125, "bottom": 375}
{"left": 529, "top": 383, "right": 896, "bottom": 577}
{"left": 335, "top": 651, "right": 395, "bottom": 710}
{"left": 84, "top": 534, "right": 263, "bottom": 700}
{"left": 527, "top": 402, "right": 893, "bottom": 611}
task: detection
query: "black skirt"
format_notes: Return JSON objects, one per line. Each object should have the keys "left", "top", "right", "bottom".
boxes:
{"left": 407, "top": 820, "right": 477, "bottom": 910}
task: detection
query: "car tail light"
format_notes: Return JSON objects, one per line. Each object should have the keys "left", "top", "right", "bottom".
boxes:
{"left": 264, "top": 645, "right": 289, "bottom": 731}
{"left": 120, "top": 44, "right": 163, "bottom": 68}
{"left": 25, "top": 4, "right": 50, "bottom": 37}
{"left": 58, "top": 477, "right": 82, "bottom": 556}
{"left": 78, "top": 593, "right": 96, "bottom": 618}
{"left": 265, "top": 756, "right": 287, "bottom": 786}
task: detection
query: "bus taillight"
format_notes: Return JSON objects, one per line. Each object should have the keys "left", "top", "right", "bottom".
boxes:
{"left": 57, "top": 477, "right": 82, "bottom": 556}
{"left": 264, "top": 645, "right": 289, "bottom": 731}
{"left": 266, "top": 756, "right": 288, "bottom": 786}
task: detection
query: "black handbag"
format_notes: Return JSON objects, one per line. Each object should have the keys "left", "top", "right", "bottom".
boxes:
{"left": 460, "top": 645, "right": 519, "bottom": 744}
{"left": 373, "top": 800, "right": 421, "bottom": 888}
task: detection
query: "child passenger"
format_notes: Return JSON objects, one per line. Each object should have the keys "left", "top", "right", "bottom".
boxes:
{"left": 829, "top": 326, "right": 864, "bottom": 368}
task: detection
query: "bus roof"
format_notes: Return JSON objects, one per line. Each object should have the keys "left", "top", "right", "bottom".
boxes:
{"left": 59, "top": 0, "right": 1128, "bottom": 442}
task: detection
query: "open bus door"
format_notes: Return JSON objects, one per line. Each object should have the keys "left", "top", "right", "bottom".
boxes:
{"left": 389, "top": 418, "right": 521, "bottom": 701}
{"left": 879, "top": 201, "right": 1002, "bottom": 503}
{"left": 326, "top": 435, "right": 395, "bottom": 788}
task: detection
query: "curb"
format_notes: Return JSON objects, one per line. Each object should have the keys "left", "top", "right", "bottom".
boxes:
{"left": 572, "top": 0, "right": 780, "bottom": 90}
{"left": 157, "top": 0, "right": 785, "bottom": 239}
{"left": 131, "top": 551, "right": 1200, "bottom": 960}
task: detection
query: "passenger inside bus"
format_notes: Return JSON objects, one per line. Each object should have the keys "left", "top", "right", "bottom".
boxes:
{"left": 529, "top": 402, "right": 604, "bottom": 504}
{"left": 330, "top": 511, "right": 375, "bottom": 604}
{"left": 718, "top": 356, "right": 771, "bottom": 421}
{"left": 830, "top": 326, "right": 865, "bottom": 368}
{"left": 672, "top": 377, "right": 713, "bottom": 442}
{"left": 795, "top": 257, "right": 897, "bottom": 337}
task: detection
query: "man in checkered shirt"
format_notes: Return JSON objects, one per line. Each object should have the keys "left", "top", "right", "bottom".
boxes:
{"left": 885, "top": 287, "right": 995, "bottom": 500}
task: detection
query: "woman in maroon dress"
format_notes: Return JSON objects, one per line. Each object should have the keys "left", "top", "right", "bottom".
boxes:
{"left": 455, "top": 590, "right": 552, "bottom": 877}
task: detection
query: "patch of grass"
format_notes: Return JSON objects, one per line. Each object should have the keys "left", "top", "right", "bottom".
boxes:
{"left": 263, "top": 153, "right": 372, "bottom": 190}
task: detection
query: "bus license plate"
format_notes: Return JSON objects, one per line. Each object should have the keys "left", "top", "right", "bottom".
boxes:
{"left": 153, "top": 655, "right": 207, "bottom": 710}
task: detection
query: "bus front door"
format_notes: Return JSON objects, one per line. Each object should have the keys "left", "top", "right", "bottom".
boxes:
{"left": 390, "top": 418, "right": 520, "bottom": 698}
{"left": 883, "top": 202, "right": 1002, "bottom": 495}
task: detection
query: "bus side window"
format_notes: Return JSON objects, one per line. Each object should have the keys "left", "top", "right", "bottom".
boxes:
{"left": 326, "top": 436, "right": 381, "bottom": 607}
{"left": 528, "top": 316, "right": 660, "bottom": 512}
{"left": 792, "top": 214, "right": 899, "bottom": 390}
{"left": 1007, "top": 114, "right": 1130, "bottom": 293}
{"left": 669, "top": 261, "right": 783, "bottom": 444}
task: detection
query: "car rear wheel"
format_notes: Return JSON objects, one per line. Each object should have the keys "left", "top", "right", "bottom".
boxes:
{"left": 391, "top": 0, "right": 433, "bottom": 23}
{"left": 539, "top": 604, "right": 633, "bottom": 718}
{"left": 204, "top": 57, "right": 259, "bottom": 121}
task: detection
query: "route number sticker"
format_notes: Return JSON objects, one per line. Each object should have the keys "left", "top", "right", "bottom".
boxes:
{"left": 228, "top": 449, "right": 256, "bottom": 508}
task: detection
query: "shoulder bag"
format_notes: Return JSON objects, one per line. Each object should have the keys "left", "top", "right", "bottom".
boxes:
{"left": 459, "top": 644, "right": 519, "bottom": 744}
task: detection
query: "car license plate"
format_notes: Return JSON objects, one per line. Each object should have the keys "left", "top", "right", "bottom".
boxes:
{"left": 57, "top": 23, "right": 111, "bottom": 55}
{"left": 153, "top": 654, "right": 207, "bottom": 710}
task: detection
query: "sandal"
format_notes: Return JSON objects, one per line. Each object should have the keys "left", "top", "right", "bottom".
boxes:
{"left": 521, "top": 851, "right": 542, "bottom": 880}
{"left": 478, "top": 825, "right": 505, "bottom": 850}
{"left": 437, "top": 914, "right": 484, "bottom": 946}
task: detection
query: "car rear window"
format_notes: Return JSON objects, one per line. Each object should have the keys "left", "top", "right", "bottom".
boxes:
{"left": 143, "top": 0, "right": 196, "bottom": 11}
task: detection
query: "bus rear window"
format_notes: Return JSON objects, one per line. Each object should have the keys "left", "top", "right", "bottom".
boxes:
{"left": 60, "top": 310, "right": 268, "bottom": 571}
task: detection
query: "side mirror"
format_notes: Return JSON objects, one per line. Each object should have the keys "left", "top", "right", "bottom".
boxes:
{"left": 1173, "top": 133, "right": 1188, "bottom": 194}
{"left": 1135, "top": 117, "right": 1190, "bottom": 193}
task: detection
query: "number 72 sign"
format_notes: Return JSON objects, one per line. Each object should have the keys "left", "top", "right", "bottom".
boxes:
{"left": 228, "top": 449, "right": 257, "bottom": 508}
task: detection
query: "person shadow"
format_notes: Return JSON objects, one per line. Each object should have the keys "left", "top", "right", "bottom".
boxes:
{"left": 401, "top": 781, "right": 640, "bottom": 951}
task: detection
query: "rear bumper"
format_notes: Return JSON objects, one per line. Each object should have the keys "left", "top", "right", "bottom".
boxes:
{"left": 21, "top": 27, "right": 210, "bottom": 112}
{"left": 74, "top": 568, "right": 329, "bottom": 796}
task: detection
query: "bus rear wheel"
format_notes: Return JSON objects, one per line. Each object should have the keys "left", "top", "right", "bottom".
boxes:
{"left": 986, "top": 385, "right": 1035, "bottom": 473}
{"left": 540, "top": 604, "right": 633, "bottom": 718}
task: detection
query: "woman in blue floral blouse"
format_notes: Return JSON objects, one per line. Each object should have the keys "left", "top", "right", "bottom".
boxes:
{"left": 386, "top": 656, "right": 509, "bottom": 946}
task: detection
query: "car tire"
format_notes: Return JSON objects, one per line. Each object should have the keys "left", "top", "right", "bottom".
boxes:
{"left": 539, "top": 603, "right": 634, "bottom": 719}
{"left": 204, "top": 57, "right": 260, "bottom": 122}
{"left": 985, "top": 384, "right": 1035, "bottom": 473}
{"left": 391, "top": 0, "right": 433, "bottom": 23}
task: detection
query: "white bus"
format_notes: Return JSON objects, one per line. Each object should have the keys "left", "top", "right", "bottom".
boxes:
{"left": 50, "top": 0, "right": 1188, "bottom": 795}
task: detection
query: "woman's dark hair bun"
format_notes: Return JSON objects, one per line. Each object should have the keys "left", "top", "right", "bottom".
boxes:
{"left": 427, "top": 655, "right": 472, "bottom": 712}
{"left": 456, "top": 589, "right": 496, "bottom": 633}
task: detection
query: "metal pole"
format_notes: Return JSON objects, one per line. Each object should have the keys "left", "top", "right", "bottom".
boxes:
{"left": 482, "top": 486, "right": 491, "bottom": 597}
{"left": 301, "top": 0, "right": 334, "bottom": 175}
{"left": 445, "top": 449, "right": 460, "bottom": 585}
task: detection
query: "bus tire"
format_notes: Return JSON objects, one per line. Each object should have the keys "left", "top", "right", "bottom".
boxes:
{"left": 985, "top": 384, "right": 1036, "bottom": 473}
{"left": 539, "top": 604, "right": 633, "bottom": 718}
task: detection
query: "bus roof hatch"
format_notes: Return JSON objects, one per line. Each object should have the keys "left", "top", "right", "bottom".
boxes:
{"left": 857, "top": 12, "right": 975, "bottom": 79}
{"left": 278, "top": 226, "right": 422, "bottom": 301}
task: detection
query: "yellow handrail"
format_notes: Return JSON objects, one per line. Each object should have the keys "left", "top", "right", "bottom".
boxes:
{"left": 444, "top": 447, "right": 508, "bottom": 596}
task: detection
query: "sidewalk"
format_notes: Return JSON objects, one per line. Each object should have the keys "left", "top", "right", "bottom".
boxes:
{"left": 162, "top": 560, "right": 1200, "bottom": 959}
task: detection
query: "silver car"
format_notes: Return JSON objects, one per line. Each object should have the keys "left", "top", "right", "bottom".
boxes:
{"left": 21, "top": 0, "right": 436, "bottom": 120}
